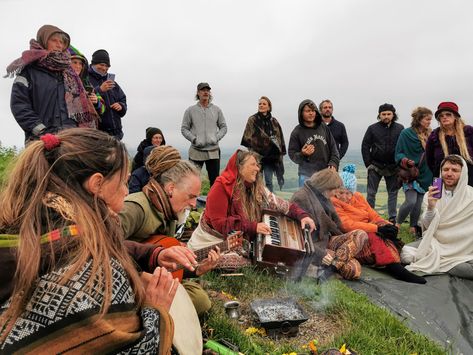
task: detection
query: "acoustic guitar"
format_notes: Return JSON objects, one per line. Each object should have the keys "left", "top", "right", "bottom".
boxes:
{"left": 143, "top": 231, "right": 243, "bottom": 281}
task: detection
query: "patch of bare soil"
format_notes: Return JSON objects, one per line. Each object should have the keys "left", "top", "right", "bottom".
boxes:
{"left": 206, "top": 289, "right": 346, "bottom": 347}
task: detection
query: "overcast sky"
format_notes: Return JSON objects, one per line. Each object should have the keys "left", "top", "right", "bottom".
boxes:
{"left": 1, "top": 0, "right": 472, "bottom": 154}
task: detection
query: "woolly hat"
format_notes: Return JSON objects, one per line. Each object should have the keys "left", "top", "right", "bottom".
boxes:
{"left": 340, "top": 164, "right": 357, "bottom": 193}
{"left": 146, "top": 145, "right": 181, "bottom": 178}
{"left": 378, "top": 103, "right": 396, "bottom": 114}
{"left": 434, "top": 101, "right": 460, "bottom": 119}
{"left": 67, "top": 45, "right": 86, "bottom": 62}
{"left": 91, "top": 49, "right": 110, "bottom": 66}
{"left": 145, "top": 127, "right": 166, "bottom": 145}
{"left": 308, "top": 168, "right": 343, "bottom": 193}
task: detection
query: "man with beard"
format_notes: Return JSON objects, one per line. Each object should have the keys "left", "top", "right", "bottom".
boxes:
{"left": 181, "top": 82, "right": 227, "bottom": 187}
{"left": 362, "top": 103, "right": 404, "bottom": 223}
{"left": 319, "top": 99, "right": 349, "bottom": 159}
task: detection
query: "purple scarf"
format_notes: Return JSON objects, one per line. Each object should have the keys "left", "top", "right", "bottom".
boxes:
{"left": 5, "top": 40, "right": 98, "bottom": 128}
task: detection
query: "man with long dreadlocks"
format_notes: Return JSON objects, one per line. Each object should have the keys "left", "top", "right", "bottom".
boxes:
{"left": 6, "top": 25, "right": 99, "bottom": 144}
{"left": 120, "top": 145, "right": 221, "bottom": 318}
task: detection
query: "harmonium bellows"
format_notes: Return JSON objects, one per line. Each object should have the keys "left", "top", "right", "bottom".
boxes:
{"left": 253, "top": 210, "right": 315, "bottom": 279}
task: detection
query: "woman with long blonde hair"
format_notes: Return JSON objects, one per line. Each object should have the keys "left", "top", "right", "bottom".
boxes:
{"left": 0, "top": 128, "right": 187, "bottom": 354}
{"left": 426, "top": 101, "right": 473, "bottom": 186}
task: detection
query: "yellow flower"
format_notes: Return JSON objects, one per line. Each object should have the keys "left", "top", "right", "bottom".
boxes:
{"left": 244, "top": 327, "right": 267, "bottom": 336}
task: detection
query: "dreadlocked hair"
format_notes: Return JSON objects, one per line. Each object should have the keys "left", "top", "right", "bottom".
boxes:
{"left": 0, "top": 128, "right": 144, "bottom": 338}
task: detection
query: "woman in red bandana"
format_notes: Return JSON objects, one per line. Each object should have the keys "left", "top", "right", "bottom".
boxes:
{"left": 187, "top": 150, "right": 315, "bottom": 252}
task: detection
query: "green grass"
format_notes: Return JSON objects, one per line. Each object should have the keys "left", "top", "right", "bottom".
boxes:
{"left": 202, "top": 267, "right": 446, "bottom": 354}
{"left": 0, "top": 144, "right": 17, "bottom": 188}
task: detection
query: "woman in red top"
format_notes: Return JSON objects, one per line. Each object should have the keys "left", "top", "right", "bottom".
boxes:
{"left": 187, "top": 150, "right": 315, "bottom": 251}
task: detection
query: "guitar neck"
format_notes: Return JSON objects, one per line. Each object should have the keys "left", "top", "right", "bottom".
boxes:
{"left": 173, "top": 239, "right": 229, "bottom": 273}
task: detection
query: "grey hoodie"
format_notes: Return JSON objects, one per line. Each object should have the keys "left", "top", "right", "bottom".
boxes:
{"left": 288, "top": 99, "right": 340, "bottom": 176}
{"left": 181, "top": 102, "right": 227, "bottom": 151}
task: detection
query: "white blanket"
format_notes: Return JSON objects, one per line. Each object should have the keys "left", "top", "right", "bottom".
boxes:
{"left": 401, "top": 157, "right": 473, "bottom": 273}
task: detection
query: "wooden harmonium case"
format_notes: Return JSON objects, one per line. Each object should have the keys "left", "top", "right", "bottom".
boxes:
{"left": 253, "top": 210, "right": 315, "bottom": 278}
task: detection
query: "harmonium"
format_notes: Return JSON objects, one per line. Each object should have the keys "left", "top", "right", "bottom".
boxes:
{"left": 252, "top": 210, "right": 315, "bottom": 279}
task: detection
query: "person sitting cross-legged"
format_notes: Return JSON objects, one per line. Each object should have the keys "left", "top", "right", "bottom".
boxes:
{"left": 332, "top": 164, "right": 426, "bottom": 284}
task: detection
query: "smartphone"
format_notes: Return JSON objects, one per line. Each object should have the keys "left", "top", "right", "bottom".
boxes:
{"left": 432, "top": 177, "right": 443, "bottom": 199}
{"left": 84, "top": 85, "right": 94, "bottom": 94}
{"left": 107, "top": 73, "right": 115, "bottom": 81}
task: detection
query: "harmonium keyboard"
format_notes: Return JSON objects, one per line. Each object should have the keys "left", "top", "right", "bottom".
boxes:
{"left": 253, "top": 210, "right": 315, "bottom": 279}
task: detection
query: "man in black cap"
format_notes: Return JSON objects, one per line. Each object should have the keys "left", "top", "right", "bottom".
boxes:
{"left": 88, "top": 49, "right": 127, "bottom": 140}
{"left": 181, "top": 82, "right": 227, "bottom": 186}
{"left": 361, "top": 103, "right": 404, "bottom": 223}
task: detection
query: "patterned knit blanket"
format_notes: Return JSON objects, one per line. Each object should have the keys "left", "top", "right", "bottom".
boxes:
{"left": 0, "top": 258, "right": 172, "bottom": 354}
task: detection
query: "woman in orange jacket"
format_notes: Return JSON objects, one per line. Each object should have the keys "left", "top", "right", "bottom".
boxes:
{"left": 331, "top": 164, "right": 426, "bottom": 284}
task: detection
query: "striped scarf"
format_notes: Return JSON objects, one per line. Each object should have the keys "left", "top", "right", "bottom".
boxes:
{"left": 143, "top": 178, "right": 177, "bottom": 222}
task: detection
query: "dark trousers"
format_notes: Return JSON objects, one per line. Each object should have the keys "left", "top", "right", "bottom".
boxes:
{"left": 397, "top": 189, "right": 424, "bottom": 227}
{"left": 366, "top": 168, "right": 399, "bottom": 220}
{"left": 262, "top": 163, "right": 274, "bottom": 192}
{"left": 191, "top": 158, "right": 220, "bottom": 186}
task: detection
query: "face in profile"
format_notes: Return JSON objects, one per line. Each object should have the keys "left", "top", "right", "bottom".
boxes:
{"left": 239, "top": 155, "right": 260, "bottom": 184}
{"left": 334, "top": 188, "right": 353, "bottom": 202}
{"left": 169, "top": 174, "right": 201, "bottom": 214}
{"left": 98, "top": 171, "right": 129, "bottom": 213}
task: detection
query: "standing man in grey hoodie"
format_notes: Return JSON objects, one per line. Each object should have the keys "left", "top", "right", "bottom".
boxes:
{"left": 181, "top": 82, "right": 227, "bottom": 186}
{"left": 288, "top": 99, "right": 340, "bottom": 187}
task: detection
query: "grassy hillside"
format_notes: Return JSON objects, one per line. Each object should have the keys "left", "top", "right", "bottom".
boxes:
{"left": 216, "top": 149, "right": 405, "bottom": 216}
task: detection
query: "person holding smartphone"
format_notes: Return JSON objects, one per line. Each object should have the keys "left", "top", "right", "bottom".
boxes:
{"left": 401, "top": 154, "right": 473, "bottom": 279}
{"left": 88, "top": 49, "right": 127, "bottom": 140}
{"left": 67, "top": 46, "right": 105, "bottom": 119}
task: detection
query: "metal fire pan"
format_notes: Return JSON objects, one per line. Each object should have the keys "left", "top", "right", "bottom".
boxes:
{"left": 250, "top": 297, "right": 308, "bottom": 329}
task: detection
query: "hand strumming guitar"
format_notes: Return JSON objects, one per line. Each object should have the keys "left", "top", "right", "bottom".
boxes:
{"left": 157, "top": 246, "right": 198, "bottom": 272}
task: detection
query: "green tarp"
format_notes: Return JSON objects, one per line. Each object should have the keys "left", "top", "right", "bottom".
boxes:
{"left": 344, "top": 267, "right": 473, "bottom": 354}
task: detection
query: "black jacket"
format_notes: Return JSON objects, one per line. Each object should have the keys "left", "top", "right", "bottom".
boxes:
{"left": 10, "top": 64, "right": 77, "bottom": 142}
{"left": 88, "top": 68, "right": 127, "bottom": 139}
{"left": 326, "top": 117, "right": 349, "bottom": 159}
{"left": 288, "top": 99, "right": 340, "bottom": 176}
{"left": 361, "top": 121, "right": 404, "bottom": 168}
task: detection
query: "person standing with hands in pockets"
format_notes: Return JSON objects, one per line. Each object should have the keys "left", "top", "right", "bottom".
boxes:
{"left": 88, "top": 49, "right": 127, "bottom": 140}
{"left": 288, "top": 99, "right": 340, "bottom": 187}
